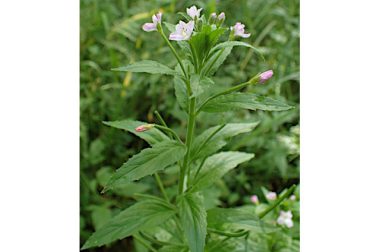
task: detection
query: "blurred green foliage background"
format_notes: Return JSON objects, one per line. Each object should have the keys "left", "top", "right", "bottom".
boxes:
{"left": 80, "top": 0, "right": 299, "bottom": 250}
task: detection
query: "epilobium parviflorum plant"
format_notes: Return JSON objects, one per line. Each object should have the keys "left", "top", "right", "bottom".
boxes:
{"left": 82, "top": 6, "right": 296, "bottom": 251}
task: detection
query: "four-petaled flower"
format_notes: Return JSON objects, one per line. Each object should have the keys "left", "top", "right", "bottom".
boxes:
{"left": 142, "top": 12, "right": 162, "bottom": 32}
{"left": 231, "top": 22, "right": 251, "bottom": 38}
{"left": 277, "top": 210, "right": 294, "bottom": 228}
{"left": 169, "top": 20, "right": 195, "bottom": 41}
{"left": 187, "top": 5, "right": 202, "bottom": 19}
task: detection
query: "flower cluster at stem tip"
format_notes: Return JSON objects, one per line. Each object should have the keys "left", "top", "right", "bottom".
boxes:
{"left": 141, "top": 5, "right": 255, "bottom": 40}
{"left": 140, "top": 6, "right": 274, "bottom": 82}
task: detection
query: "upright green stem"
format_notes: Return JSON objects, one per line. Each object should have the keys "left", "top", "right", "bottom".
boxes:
{"left": 156, "top": 24, "right": 197, "bottom": 195}
{"left": 158, "top": 24, "right": 188, "bottom": 79}
{"left": 179, "top": 97, "right": 196, "bottom": 193}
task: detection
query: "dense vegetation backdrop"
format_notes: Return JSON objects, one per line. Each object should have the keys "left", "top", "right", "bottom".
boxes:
{"left": 80, "top": 0, "right": 299, "bottom": 250}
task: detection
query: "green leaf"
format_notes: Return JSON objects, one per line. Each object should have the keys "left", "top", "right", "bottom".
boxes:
{"left": 190, "top": 152, "right": 254, "bottom": 192}
{"left": 178, "top": 193, "right": 207, "bottom": 252}
{"left": 104, "top": 140, "right": 186, "bottom": 192}
{"left": 202, "top": 93, "right": 294, "bottom": 113}
{"left": 203, "top": 46, "right": 233, "bottom": 76}
{"left": 174, "top": 75, "right": 188, "bottom": 111}
{"left": 207, "top": 207, "right": 277, "bottom": 233}
{"left": 191, "top": 122, "right": 260, "bottom": 161}
{"left": 90, "top": 206, "right": 112, "bottom": 231}
{"left": 189, "top": 74, "right": 214, "bottom": 98}
{"left": 81, "top": 199, "right": 176, "bottom": 249}
{"left": 210, "top": 41, "right": 262, "bottom": 58}
{"left": 103, "top": 120, "right": 170, "bottom": 146}
{"left": 112, "top": 60, "right": 178, "bottom": 76}
{"left": 190, "top": 25, "right": 226, "bottom": 63}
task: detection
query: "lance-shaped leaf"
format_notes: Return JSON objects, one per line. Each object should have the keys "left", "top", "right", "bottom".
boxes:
{"left": 103, "top": 120, "right": 170, "bottom": 146}
{"left": 190, "top": 152, "right": 254, "bottom": 192}
{"left": 104, "top": 140, "right": 186, "bottom": 192}
{"left": 210, "top": 41, "right": 262, "bottom": 58}
{"left": 191, "top": 122, "right": 260, "bottom": 161}
{"left": 174, "top": 75, "right": 189, "bottom": 111}
{"left": 201, "top": 92, "right": 293, "bottom": 113}
{"left": 207, "top": 207, "right": 277, "bottom": 233}
{"left": 178, "top": 193, "right": 207, "bottom": 252}
{"left": 81, "top": 198, "right": 176, "bottom": 249}
{"left": 112, "top": 60, "right": 179, "bottom": 76}
{"left": 203, "top": 46, "right": 233, "bottom": 76}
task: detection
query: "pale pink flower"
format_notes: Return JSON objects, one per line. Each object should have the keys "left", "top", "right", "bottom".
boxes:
{"left": 210, "top": 12, "right": 217, "bottom": 19}
{"left": 277, "top": 210, "right": 294, "bottom": 228}
{"left": 266, "top": 191, "right": 277, "bottom": 201}
{"left": 169, "top": 20, "right": 195, "bottom": 41}
{"left": 135, "top": 124, "right": 154, "bottom": 132}
{"left": 186, "top": 5, "right": 202, "bottom": 19}
{"left": 142, "top": 12, "right": 162, "bottom": 32}
{"left": 250, "top": 195, "right": 259, "bottom": 204}
{"left": 230, "top": 22, "right": 251, "bottom": 38}
{"left": 259, "top": 70, "right": 274, "bottom": 83}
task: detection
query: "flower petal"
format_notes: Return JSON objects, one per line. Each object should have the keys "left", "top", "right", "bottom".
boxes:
{"left": 169, "top": 33, "right": 185, "bottom": 41}
{"left": 142, "top": 23, "right": 157, "bottom": 32}
{"left": 240, "top": 33, "right": 251, "bottom": 38}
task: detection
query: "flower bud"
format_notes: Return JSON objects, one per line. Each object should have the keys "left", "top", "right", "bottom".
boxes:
{"left": 211, "top": 12, "right": 217, "bottom": 19}
{"left": 259, "top": 70, "right": 273, "bottom": 83}
{"left": 290, "top": 195, "right": 296, "bottom": 201}
{"left": 250, "top": 195, "right": 259, "bottom": 204}
{"left": 135, "top": 124, "right": 155, "bottom": 132}
{"left": 265, "top": 191, "right": 277, "bottom": 201}
{"left": 218, "top": 12, "right": 225, "bottom": 21}
{"left": 187, "top": 5, "right": 202, "bottom": 20}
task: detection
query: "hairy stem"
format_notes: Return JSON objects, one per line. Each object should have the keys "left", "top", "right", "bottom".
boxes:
{"left": 179, "top": 97, "right": 196, "bottom": 194}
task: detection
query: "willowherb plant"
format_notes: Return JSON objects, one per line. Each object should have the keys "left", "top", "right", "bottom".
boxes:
{"left": 82, "top": 5, "right": 295, "bottom": 251}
